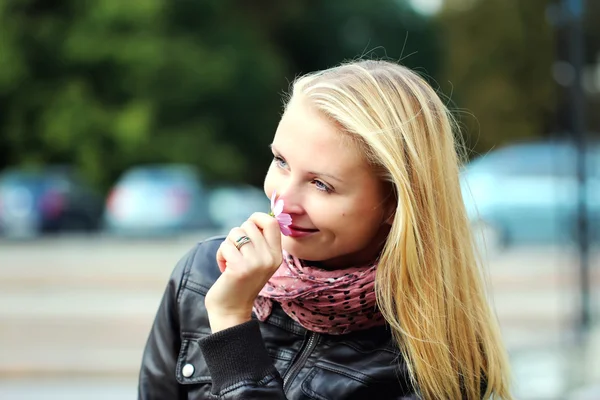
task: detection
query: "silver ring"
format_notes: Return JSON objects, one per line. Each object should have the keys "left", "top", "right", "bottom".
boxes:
{"left": 234, "top": 235, "right": 251, "bottom": 250}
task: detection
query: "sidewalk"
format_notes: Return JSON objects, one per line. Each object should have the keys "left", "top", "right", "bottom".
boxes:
{"left": 0, "top": 237, "right": 598, "bottom": 399}
{"left": 483, "top": 245, "right": 600, "bottom": 399}
{"left": 508, "top": 322, "right": 600, "bottom": 399}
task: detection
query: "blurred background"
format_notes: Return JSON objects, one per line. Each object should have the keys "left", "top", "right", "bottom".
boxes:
{"left": 0, "top": 0, "right": 599, "bottom": 398}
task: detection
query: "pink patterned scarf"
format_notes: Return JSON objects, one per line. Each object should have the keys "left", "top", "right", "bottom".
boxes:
{"left": 253, "top": 251, "right": 385, "bottom": 335}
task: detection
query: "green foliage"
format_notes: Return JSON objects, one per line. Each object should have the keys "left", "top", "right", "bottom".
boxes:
{"left": 0, "top": 0, "right": 439, "bottom": 191}
{"left": 437, "top": 0, "right": 557, "bottom": 155}
{"left": 0, "top": 0, "right": 286, "bottom": 189}
{"left": 273, "top": 0, "right": 440, "bottom": 77}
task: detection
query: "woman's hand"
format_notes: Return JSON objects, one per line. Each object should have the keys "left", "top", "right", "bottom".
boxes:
{"left": 205, "top": 212, "right": 283, "bottom": 333}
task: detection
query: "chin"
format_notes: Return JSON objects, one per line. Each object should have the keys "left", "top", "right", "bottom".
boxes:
{"left": 282, "top": 237, "right": 327, "bottom": 261}
{"left": 282, "top": 237, "right": 310, "bottom": 257}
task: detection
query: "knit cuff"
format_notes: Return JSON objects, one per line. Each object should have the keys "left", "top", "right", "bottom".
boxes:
{"left": 198, "top": 320, "right": 278, "bottom": 392}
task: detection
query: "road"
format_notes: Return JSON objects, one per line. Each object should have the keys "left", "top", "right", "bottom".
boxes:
{"left": 0, "top": 234, "right": 599, "bottom": 399}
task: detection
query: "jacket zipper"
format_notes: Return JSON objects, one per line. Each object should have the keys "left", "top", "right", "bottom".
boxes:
{"left": 282, "top": 331, "right": 319, "bottom": 393}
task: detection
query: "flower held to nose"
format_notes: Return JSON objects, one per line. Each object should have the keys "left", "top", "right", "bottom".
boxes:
{"left": 269, "top": 191, "right": 292, "bottom": 236}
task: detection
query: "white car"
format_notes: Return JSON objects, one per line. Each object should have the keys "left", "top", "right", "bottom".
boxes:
{"left": 460, "top": 141, "right": 600, "bottom": 248}
{"left": 208, "top": 184, "right": 270, "bottom": 233}
{"left": 104, "top": 164, "right": 214, "bottom": 236}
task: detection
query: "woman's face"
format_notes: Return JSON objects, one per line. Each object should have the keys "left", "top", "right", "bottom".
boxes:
{"left": 264, "top": 97, "right": 393, "bottom": 269}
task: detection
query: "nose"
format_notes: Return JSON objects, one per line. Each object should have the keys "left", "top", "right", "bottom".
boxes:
{"left": 276, "top": 183, "right": 304, "bottom": 215}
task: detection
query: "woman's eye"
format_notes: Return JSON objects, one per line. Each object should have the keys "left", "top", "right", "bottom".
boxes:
{"left": 313, "top": 180, "right": 332, "bottom": 193}
{"left": 273, "top": 156, "right": 287, "bottom": 168}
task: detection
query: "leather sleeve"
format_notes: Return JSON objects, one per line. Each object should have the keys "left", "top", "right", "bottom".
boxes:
{"left": 198, "top": 320, "right": 287, "bottom": 399}
{"left": 137, "top": 245, "right": 198, "bottom": 400}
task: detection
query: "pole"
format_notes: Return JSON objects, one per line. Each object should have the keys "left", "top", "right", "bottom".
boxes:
{"left": 565, "top": 0, "right": 590, "bottom": 336}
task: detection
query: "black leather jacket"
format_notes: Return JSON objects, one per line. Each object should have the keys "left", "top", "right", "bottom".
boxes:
{"left": 138, "top": 236, "right": 419, "bottom": 399}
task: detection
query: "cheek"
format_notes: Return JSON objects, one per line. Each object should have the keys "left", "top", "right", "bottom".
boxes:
{"left": 331, "top": 202, "right": 382, "bottom": 236}
{"left": 316, "top": 206, "right": 354, "bottom": 233}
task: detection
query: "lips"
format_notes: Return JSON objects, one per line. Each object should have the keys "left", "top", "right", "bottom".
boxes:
{"left": 289, "top": 225, "right": 318, "bottom": 232}
{"left": 287, "top": 226, "right": 318, "bottom": 238}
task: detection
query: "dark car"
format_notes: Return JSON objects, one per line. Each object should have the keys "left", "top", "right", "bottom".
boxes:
{"left": 0, "top": 166, "right": 104, "bottom": 238}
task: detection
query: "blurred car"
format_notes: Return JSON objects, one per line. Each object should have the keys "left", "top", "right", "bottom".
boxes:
{"left": 0, "top": 166, "right": 104, "bottom": 238}
{"left": 461, "top": 141, "right": 600, "bottom": 249}
{"left": 208, "top": 184, "right": 270, "bottom": 232}
{"left": 104, "top": 164, "right": 213, "bottom": 236}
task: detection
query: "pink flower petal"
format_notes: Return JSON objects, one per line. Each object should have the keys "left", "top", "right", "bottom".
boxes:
{"left": 270, "top": 190, "right": 276, "bottom": 211}
{"left": 273, "top": 198, "right": 284, "bottom": 216}
{"left": 280, "top": 224, "right": 293, "bottom": 236}
{"left": 277, "top": 212, "right": 292, "bottom": 226}
{"left": 269, "top": 190, "right": 292, "bottom": 235}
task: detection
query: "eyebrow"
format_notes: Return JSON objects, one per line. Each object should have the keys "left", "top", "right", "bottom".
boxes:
{"left": 269, "top": 144, "right": 345, "bottom": 183}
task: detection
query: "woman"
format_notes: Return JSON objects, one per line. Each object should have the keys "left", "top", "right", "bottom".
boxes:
{"left": 138, "top": 60, "right": 513, "bottom": 399}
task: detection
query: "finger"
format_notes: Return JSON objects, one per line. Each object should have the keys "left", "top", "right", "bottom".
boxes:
{"left": 216, "top": 245, "right": 227, "bottom": 273}
{"left": 248, "top": 212, "right": 282, "bottom": 250}
{"left": 241, "top": 220, "right": 279, "bottom": 267}
{"left": 240, "top": 220, "right": 266, "bottom": 250}
{"left": 226, "top": 227, "right": 244, "bottom": 244}
{"left": 220, "top": 239, "right": 244, "bottom": 268}
{"left": 227, "top": 227, "right": 255, "bottom": 254}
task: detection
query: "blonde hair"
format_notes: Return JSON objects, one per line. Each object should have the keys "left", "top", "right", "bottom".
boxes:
{"left": 289, "top": 60, "right": 512, "bottom": 400}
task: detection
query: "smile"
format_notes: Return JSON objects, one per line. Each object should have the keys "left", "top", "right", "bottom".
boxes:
{"left": 288, "top": 226, "right": 319, "bottom": 238}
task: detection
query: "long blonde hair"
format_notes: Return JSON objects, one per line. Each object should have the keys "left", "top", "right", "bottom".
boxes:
{"left": 290, "top": 60, "right": 512, "bottom": 399}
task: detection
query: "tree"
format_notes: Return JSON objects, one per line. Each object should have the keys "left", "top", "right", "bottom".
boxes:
{"left": 0, "top": 0, "right": 441, "bottom": 190}
{"left": 273, "top": 0, "right": 440, "bottom": 78}
{"left": 0, "top": 0, "right": 287, "bottom": 189}
{"left": 436, "top": 0, "right": 557, "bottom": 155}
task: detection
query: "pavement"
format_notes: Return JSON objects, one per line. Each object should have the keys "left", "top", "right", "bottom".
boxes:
{"left": 0, "top": 233, "right": 599, "bottom": 399}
